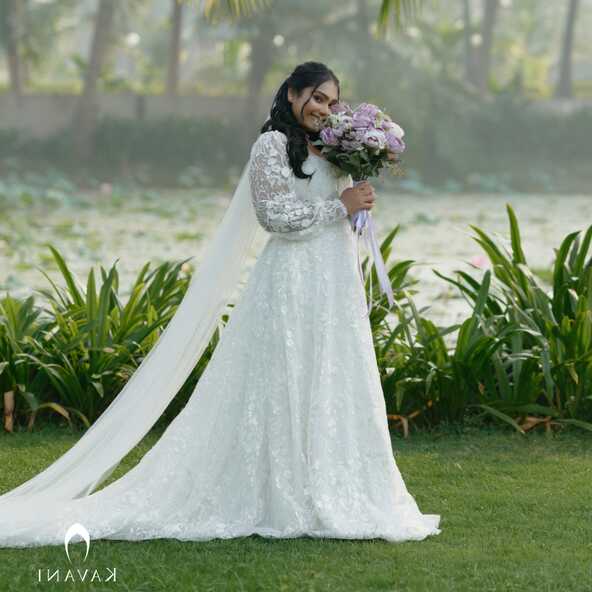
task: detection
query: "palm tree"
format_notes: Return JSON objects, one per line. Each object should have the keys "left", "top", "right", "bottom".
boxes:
{"left": 555, "top": 0, "right": 580, "bottom": 99}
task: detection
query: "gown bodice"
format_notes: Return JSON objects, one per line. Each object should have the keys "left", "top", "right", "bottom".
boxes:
{"left": 248, "top": 130, "right": 353, "bottom": 242}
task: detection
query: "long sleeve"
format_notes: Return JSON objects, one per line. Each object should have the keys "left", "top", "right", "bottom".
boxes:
{"left": 248, "top": 130, "right": 349, "bottom": 240}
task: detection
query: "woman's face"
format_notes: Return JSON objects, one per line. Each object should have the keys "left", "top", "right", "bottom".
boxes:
{"left": 287, "top": 80, "right": 339, "bottom": 133}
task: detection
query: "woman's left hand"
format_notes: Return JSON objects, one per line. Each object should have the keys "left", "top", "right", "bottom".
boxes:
{"left": 386, "top": 150, "right": 399, "bottom": 162}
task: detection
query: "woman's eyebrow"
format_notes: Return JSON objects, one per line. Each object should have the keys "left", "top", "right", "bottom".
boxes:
{"left": 315, "top": 90, "right": 338, "bottom": 104}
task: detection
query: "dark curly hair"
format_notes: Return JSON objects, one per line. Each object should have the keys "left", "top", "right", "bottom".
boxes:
{"left": 260, "top": 61, "right": 340, "bottom": 180}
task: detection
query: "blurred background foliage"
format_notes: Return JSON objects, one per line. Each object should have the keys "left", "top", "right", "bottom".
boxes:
{"left": 0, "top": 0, "right": 590, "bottom": 193}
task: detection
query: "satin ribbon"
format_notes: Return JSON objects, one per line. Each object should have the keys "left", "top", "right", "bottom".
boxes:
{"left": 350, "top": 183, "right": 395, "bottom": 317}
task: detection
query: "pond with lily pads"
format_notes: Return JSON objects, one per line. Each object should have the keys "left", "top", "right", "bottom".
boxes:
{"left": 1, "top": 180, "right": 589, "bottom": 328}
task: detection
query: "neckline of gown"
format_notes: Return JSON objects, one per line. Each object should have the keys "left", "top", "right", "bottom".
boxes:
{"left": 305, "top": 151, "right": 345, "bottom": 178}
{"left": 307, "top": 151, "right": 331, "bottom": 166}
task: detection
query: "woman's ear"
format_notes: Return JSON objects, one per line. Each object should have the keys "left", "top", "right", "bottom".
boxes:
{"left": 287, "top": 87, "right": 295, "bottom": 104}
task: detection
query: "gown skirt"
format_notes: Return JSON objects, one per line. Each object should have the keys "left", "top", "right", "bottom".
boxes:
{"left": 0, "top": 194, "right": 441, "bottom": 548}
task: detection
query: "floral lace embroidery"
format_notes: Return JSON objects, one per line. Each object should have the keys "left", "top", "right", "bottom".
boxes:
{"left": 248, "top": 130, "right": 349, "bottom": 240}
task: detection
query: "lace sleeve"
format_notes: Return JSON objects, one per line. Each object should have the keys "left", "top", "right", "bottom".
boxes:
{"left": 248, "top": 131, "right": 349, "bottom": 240}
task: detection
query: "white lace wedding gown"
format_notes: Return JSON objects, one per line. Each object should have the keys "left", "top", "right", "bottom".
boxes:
{"left": 0, "top": 130, "right": 441, "bottom": 548}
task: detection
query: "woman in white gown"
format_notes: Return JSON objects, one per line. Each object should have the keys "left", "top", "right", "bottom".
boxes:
{"left": 0, "top": 62, "right": 441, "bottom": 548}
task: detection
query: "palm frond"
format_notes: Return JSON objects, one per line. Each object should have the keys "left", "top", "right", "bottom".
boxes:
{"left": 377, "top": 0, "right": 423, "bottom": 35}
{"left": 201, "top": 0, "right": 272, "bottom": 22}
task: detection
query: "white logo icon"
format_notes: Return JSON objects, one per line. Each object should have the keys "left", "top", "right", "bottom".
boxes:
{"left": 64, "top": 523, "right": 90, "bottom": 563}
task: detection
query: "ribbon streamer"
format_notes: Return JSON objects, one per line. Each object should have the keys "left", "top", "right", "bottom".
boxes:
{"left": 351, "top": 192, "right": 394, "bottom": 317}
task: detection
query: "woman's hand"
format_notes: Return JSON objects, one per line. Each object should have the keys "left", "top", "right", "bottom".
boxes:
{"left": 339, "top": 181, "right": 376, "bottom": 216}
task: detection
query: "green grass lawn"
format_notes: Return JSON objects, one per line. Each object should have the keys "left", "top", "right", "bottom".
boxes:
{"left": 0, "top": 425, "right": 590, "bottom": 592}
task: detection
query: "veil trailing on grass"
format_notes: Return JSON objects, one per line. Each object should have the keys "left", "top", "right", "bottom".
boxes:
{"left": 0, "top": 154, "right": 261, "bottom": 505}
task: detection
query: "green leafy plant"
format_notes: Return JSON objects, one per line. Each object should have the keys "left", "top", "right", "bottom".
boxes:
{"left": 18, "top": 245, "right": 194, "bottom": 426}
{"left": 0, "top": 294, "right": 65, "bottom": 431}
{"left": 363, "top": 206, "right": 592, "bottom": 436}
{"left": 436, "top": 204, "right": 592, "bottom": 433}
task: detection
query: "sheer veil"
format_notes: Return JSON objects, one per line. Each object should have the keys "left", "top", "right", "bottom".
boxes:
{"left": 0, "top": 146, "right": 262, "bottom": 506}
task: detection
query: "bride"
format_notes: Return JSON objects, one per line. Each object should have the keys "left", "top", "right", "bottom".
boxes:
{"left": 0, "top": 61, "right": 441, "bottom": 547}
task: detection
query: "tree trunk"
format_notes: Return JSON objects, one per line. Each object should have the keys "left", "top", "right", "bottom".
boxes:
{"left": 555, "top": 0, "right": 580, "bottom": 99}
{"left": 475, "top": 0, "right": 498, "bottom": 94}
{"left": 166, "top": 0, "right": 184, "bottom": 97}
{"left": 72, "top": 0, "right": 116, "bottom": 160}
{"left": 20, "top": 0, "right": 31, "bottom": 88}
{"left": 3, "top": 0, "right": 23, "bottom": 97}
{"left": 244, "top": 14, "right": 275, "bottom": 141}
{"left": 461, "top": 0, "right": 477, "bottom": 86}
{"left": 3, "top": 390, "right": 15, "bottom": 432}
{"left": 355, "top": 0, "right": 373, "bottom": 98}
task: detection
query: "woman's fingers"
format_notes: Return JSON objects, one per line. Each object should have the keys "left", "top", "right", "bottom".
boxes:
{"left": 355, "top": 182, "right": 375, "bottom": 207}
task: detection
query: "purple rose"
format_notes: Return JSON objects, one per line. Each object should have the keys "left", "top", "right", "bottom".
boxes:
{"left": 352, "top": 113, "right": 374, "bottom": 130}
{"left": 351, "top": 129, "right": 367, "bottom": 144}
{"left": 353, "top": 103, "right": 382, "bottom": 128}
{"left": 357, "top": 103, "right": 381, "bottom": 118}
{"left": 330, "top": 114, "right": 353, "bottom": 138}
{"left": 386, "top": 132, "right": 405, "bottom": 152}
{"left": 320, "top": 127, "right": 339, "bottom": 146}
{"left": 341, "top": 138, "right": 364, "bottom": 151}
{"left": 382, "top": 120, "right": 405, "bottom": 139}
{"left": 351, "top": 103, "right": 380, "bottom": 130}
{"left": 330, "top": 102, "right": 352, "bottom": 115}
{"left": 363, "top": 129, "right": 387, "bottom": 150}
{"left": 332, "top": 125, "right": 345, "bottom": 139}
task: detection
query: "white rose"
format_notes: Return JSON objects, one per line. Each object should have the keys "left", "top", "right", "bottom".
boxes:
{"left": 385, "top": 121, "right": 405, "bottom": 139}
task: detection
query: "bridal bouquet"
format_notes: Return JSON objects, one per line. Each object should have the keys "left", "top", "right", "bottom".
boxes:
{"left": 313, "top": 102, "right": 405, "bottom": 182}
{"left": 312, "top": 102, "right": 406, "bottom": 312}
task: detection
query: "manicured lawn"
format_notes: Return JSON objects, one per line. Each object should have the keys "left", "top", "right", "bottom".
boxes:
{"left": 0, "top": 425, "right": 589, "bottom": 591}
